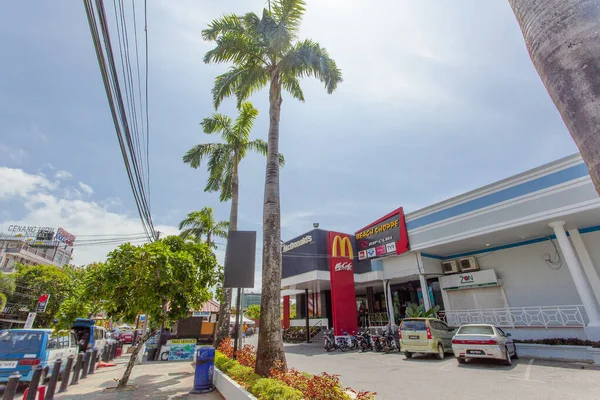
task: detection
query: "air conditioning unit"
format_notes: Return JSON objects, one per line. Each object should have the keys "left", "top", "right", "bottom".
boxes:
{"left": 442, "top": 260, "right": 459, "bottom": 274}
{"left": 459, "top": 257, "right": 480, "bottom": 272}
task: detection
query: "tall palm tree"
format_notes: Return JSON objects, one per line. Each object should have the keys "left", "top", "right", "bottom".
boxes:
{"left": 202, "top": 0, "right": 342, "bottom": 375}
{"left": 508, "top": 0, "right": 600, "bottom": 195}
{"left": 179, "top": 207, "right": 228, "bottom": 247}
{"left": 183, "top": 102, "right": 284, "bottom": 347}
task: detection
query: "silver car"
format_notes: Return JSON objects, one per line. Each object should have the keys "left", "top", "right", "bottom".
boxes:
{"left": 451, "top": 324, "right": 518, "bottom": 365}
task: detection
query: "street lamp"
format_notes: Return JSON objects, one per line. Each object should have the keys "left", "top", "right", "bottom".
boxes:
{"left": 313, "top": 223, "right": 319, "bottom": 228}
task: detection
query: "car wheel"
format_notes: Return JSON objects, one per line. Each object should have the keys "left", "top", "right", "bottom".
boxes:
{"left": 404, "top": 351, "right": 413, "bottom": 359}
{"left": 160, "top": 351, "right": 169, "bottom": 361}
{"left": 436, "top": 344, "right": 445, "bottom": 360}
{"left": 512, "top": 344, "right": 519, "bottom": 359}
{"left": 457, "top": 357, "right": 466, "bottom": 364}
{"left": 504, "top": 346, "right": 512, "bottom": 366}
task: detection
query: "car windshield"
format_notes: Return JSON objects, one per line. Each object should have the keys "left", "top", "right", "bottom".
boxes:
{"left": 401, "top": 320, "right": 427, "bottom": 331}
{"left": 0, "top": 331, "right": 44, "bottom": 354}
{"left": 457, "top": 325, "right": 495, "bottom": 335}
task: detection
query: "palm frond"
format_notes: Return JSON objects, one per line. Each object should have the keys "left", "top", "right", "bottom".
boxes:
{"left": 233, "top": 64, "right": 270, "bottom": 108}
{"left": 202, "top": 14, "right": 245, "bottom": 41}
{"left": 201, "top": 114, "right": 233, "bottom": 135}
{"left": 204, "top": 144, "right": 234, "bottom": 193}
{"left": 183, "top": 143, "right": 221, "bottom": 169}
{"left": 279, "top": 39, "right": 343, "bottom": 94}
{"left": 218, "top": 157, "right": 234, "bottom": 202}
{"left": 204, "top": 32, "right": 267, "bottom": 67}
{"left": 213, "top": 221, "right": 230, "bottom": 239}
{"left": 281, "top": 73, "right": 305, "bottom": 101}
{"left": 247, "top": 139, "right": 285, "bottom": 166}
{"left": 212, "top": 65, "right": 268, "bottom": 109}
{"left": 234, "top": 102, "right": 259, "bottom": 141}
{"left": 272, "top": 0, "right": 306, "bottom": 38}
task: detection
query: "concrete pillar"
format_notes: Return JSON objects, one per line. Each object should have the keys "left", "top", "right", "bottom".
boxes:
{"left": 419, "top": 274, "right": 432, "bottom": 311}
{"left": 549, "top": 221, "right": 600, "bottom": 327}
{"left": 568, "top": 229, "right": 600, "bottom": 306}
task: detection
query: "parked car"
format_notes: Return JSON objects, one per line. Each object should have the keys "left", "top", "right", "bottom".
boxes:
{"left": 120, "top": 331, "right": 135, "bottom": 344}
{"left": 451, "top": 324, "right": 518, "bottom": 365}
{"left": 72, "top": 318, "right": 107, "bottom": 360}
{"left": 0, "top": 329, "right": 79, "bottom": 383}
{"left": 399, "top": 318, "right": 456, "bottom": 359}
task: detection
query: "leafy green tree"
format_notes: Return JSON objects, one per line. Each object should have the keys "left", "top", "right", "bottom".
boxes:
{"left": 13, "top": 264, "right": 72, "bottom": 328}
{"left": 202, "top": 0, "right": 342, "bottom": 375}
{"left": 0, "top": 272, "right": 16, "bottom": 311}
{"left": 183, "top": 102, "right": 284, "bottom": 347}
{"left": 178, "top": 206, "right": 229, "bottom": 247}
{"left": 55, "top": 264, "right": 103, "bottom": 330}
{"left": 88, "top": 236, "right": 219, "bottom": 389}
{"left": 508, "top": 1, "right": 600, "bottom": 196}
{"left": 246, "top": 304, "right": 261, "bottom": 320}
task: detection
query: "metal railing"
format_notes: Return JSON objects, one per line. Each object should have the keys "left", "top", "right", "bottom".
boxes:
{"left": 367, "top": 312, "right": 389, "bottom": 327}
{"left": 444, "top": 305, "right": 586, "bottom": 328}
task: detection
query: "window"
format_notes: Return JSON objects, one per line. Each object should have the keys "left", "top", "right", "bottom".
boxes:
{"left": 496, "top": 328, "right": 506, "bottom": 337}
{"left": 70, "top": 333, "right": 78, "bottom": 348}
{"left": 59, "top": 334, "right": 69, "bottom": 348}
{"left": 438, "top": 321, "right": 451, "bottom": 331}
{"left": 457, "top": 325, "right": 495, "bottom": 335}
{"left": 400, "top": 319, "right": 427, "bottom": 331}
{"left": 47, "top": 337, "right": 59, "bottom": 350}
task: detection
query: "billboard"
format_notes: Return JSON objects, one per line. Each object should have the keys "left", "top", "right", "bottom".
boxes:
{"left": 55, "top": 228, "right": 76, "bottom": 246}
{"left": 328, "top": 232, "right": 358, "bottom": 336}
{"left": 354, "top": 207, "right": 409, "bottom": 261}
{"left": 282, "top": 229, "right": 329, "bottom": 279}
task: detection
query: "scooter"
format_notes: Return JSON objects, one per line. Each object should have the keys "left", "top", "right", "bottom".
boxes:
{"left": 371, "top": 330, "right": 384, "bottom": 352}
{"left": 323, "top": 330, "right": 337, "bottom": 352}
{"left": 357, "top": 330, "right": 373, "bottom": 352}
{"left": 344, "top": 331, "right": 359, "bottom": 351}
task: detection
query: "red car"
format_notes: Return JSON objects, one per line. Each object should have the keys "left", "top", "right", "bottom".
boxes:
{"left": 121, "top": 331, "right": 135, "bottom": 344}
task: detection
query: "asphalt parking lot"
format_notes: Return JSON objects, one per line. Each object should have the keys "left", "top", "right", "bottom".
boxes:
{"left": 246, "top": 336, "right": 600, "bottom": 399}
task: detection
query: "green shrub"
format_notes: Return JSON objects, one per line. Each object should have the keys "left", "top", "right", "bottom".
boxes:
{"left": 251, "top": 378, "right": 304, "bottom": 400}
{"left": 215, "top": 352, "right": 237, "bottom": 373}
{"left": 227, "top": 364, "right": 260, "bottom": 389}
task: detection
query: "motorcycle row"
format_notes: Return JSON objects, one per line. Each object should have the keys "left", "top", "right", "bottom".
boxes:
{"left": 323, "top": 326, "right": 400, "bottom": 353}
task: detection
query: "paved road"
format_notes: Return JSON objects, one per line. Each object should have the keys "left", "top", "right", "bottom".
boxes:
{"left": 245, "top": 336, "right": 600, "bottom": 399}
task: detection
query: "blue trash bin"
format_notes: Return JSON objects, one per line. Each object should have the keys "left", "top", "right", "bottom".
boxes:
{"left": 190, "top": 346, "right": 216, "bottom": 394}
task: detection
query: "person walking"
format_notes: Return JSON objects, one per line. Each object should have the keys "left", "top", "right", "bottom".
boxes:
{"left": 242, "top": 323, "right": 248, "bottom": 342}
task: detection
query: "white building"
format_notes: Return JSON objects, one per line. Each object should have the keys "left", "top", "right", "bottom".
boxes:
{"left": 282, "top": 153, "right": 600, "bottom": 341}
{"left": 0, "top": 226, "right": 75, "bottom": 271}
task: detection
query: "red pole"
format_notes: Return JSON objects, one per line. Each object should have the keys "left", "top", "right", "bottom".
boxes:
{"left": 283, "top": 295, "right": 290, "bottom": 329}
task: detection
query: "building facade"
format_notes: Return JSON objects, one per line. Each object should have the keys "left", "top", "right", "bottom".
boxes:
{"left": 242, "top": 292, "right": 261, "bottom": 310}
{"left": 282, "top": 153, "right": 600, "bottom": 340}
{"left": 0, "top": 226, "right": 76, "bottom": 272}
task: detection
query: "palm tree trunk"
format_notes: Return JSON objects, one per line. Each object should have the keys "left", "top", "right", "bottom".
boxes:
{"left": 215, "top": 153, "right": 240, "bottom": 347}
{"left": 255, "top": 73, "right": 287, "bottom": 376}
{"left": 509, "top": 0, "right": 600, "bottom": 195}
{"left": 206, "top": 232, "right": 212, "bottom": 247}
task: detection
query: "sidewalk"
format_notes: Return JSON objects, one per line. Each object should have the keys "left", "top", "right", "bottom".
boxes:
{"left": 55, "top": 354, "right": 222, "bottom": 400}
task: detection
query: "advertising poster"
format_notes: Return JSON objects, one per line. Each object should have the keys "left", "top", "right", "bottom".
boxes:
{"left": 167, "top": 339, "right": 196, "bottom": 361}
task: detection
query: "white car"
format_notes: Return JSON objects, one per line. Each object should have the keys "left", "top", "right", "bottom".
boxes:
{"left": 451, "top": 324, "right": 518, "bottom": 365}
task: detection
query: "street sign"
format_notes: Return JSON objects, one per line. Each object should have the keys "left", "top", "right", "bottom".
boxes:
{"left": 36, "top": 294, "right": 50, "bottom": 313}
{"left": 24, "top": 312, "right": 36, "bottom": 329}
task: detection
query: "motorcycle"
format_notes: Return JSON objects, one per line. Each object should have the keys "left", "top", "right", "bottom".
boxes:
{"left": 323, "top": 330, "right": 337, "bottom": 352}
{"left": 357, "top": 329, "right": 373, "bottom": 352}
{"left": 380, "top": 326, "right": 399, "bottom": 353}
{"left": 371, "top": 330, "right": 384, "bottom": 352}
{"left": 344, "top": 331, "right": 359, "bottom": 351}
{"left": 336, "top": 334, "right": 351, "bottom": 352}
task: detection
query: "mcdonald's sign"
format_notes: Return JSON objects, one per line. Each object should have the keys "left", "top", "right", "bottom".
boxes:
{"left": 331, "top": 235, "right": 353, "bottom": 260}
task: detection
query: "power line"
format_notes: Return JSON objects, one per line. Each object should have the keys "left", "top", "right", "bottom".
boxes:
{"left": 83, "top": 0, "right": 155, "bottom": 241}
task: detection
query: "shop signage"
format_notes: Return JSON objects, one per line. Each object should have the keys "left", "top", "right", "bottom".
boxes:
{"left": 7, "top": 225, "right": 55, "bottom": 238}
{"left": 36, "top": 294, "right": 50, "bottom": 313}
{"left": 283, "top": 235, "right": 312, "bottom": 252}
{"left": 331, "top": 236, "right": 353, "bottom": 259}
{"left": 192, "top": 311, "right": 211, "bottom": 317}
{"left": 440, "top": 269, "right": 499, "bottom": 291}
{"left": 166, "top": 339, "right": 196, "bottom": 361}
{"left": 24, "top": 312, "right": 37, "bottom": 329}
{"left": 56, "top": 227, "right": 76, "bottom": 246}
{"left": 328, "top": 232, "right": 358, "bottom": 336}
{"left": 354, "top": 207, "right": 409, "bottom": 260}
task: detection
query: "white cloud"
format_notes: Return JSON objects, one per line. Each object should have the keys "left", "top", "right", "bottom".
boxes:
{"left": 55, "top": 170, "right": 72, "bottom": 180}
{"left": 0, "top": 167, "right": 179, "bottom": 265}
{"left": 78, "top": 182, "right": 94, "bottom": 195}
{"left": 0, "top": 167, "right": 54, "bottom": 199}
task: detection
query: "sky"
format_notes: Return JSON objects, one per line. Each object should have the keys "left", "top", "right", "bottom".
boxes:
{"left": 0, "top": 0, "right": 578, "bottom": 290}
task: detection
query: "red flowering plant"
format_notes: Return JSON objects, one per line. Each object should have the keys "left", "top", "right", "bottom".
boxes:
{"left": 216, "top": 338, "right": 257, "bottom": 367}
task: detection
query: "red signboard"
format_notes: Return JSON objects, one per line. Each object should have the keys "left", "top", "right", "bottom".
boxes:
{"left": 355, "top": 207, "right": 409, "bottom": 259}
{"left": 328, "top": 231, "right": 358, "bottom": 336}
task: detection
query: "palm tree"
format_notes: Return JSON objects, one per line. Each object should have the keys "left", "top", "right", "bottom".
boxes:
{"left": 183, "top": 102, "right": 284, "bottom": 347}
{"left": 508, "top": 0, "right": 600, "bottom": 195}
{"left": 202, "top": 0, "right": 342, "bottom": 375}
{"left": 178, "top": 207, "right": 228, "bottom": 247}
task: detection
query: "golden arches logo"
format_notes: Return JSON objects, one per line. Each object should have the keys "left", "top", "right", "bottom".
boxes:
{"left": 332, "top": 236, "right": 353, "bottom": 259}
